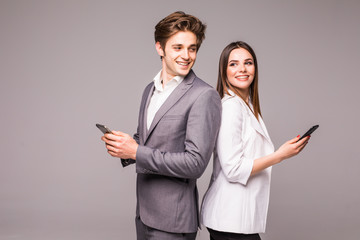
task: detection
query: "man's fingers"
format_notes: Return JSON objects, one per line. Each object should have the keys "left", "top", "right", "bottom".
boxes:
{"left": 107, "top": 149, "right": 117, "bottom": 157}
{"left": 106, "top": 144, "right": 127, "bottom": 157}
{"left": 106, "top": 144, "right": 117, "bottom": 152}
{"left": 112, "top": 131, "right": 126, "bottom": 136}
{"left": 104, "top": 133, "right": 123, "bottom": 141}
{"left": 104, "top": 132, "right": 129, "bottom": 142}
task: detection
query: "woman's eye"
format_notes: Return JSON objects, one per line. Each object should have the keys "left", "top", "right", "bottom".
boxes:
{"left": 245, "top": 61, "right": 253, "bottom": 65}
{"left": 229, "top": 63, "right": 237, "bottom": 67}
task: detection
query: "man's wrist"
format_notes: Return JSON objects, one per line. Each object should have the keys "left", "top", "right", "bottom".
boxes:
{"left": 131, "top": 144, "right": 139, "bottom": 160}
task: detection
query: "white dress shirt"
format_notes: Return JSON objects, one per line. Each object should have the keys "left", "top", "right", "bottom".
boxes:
{"left": 147, "top": 70, "right": 184, "bottom": 130}
{"left": 201, "top": 90, "right": 275, "bottom": 234}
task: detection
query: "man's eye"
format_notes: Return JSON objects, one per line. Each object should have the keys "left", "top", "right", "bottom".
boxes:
{"left": 189, "top": 48, "right": 197, "bottom": 52}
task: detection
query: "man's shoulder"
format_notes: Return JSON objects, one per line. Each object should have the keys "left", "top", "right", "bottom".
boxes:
{"left": 193, "top": 76, "right": 212, "bottom": 88}
{"left": 189, "top": 71, "right": 216, "bottom": 92}
{"left": 192, "top": 78, "right": 219, "bottom": 101}
{"left": 187, "top": 75, "right": 220, "bottom": 107}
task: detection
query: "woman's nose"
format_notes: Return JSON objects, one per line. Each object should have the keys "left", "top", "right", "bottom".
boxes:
{"left": 238, "top": 64, "right": 246, "bottom": 72}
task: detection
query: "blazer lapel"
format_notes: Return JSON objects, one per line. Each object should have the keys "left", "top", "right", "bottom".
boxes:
{"left": 231, "top": 90, "right": 272, "bottom": 145}
{"left": 248, "top": 111, "right": 272, "bottom": 144}
{"left": 140, "top": 83, "right": 155, "bottom": 145}
{"left": 245, "top": 104, "right": 273, "bottom": 146}
{"left": 144, "top": 71, "right": 196, "bottom": 144}
{"left": 258, "top": 117, "right": 273, "bottom": 146}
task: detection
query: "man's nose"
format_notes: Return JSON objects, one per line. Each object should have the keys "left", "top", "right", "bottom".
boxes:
{"left": 181, "top": 49, "right": 189, "bottom": 59}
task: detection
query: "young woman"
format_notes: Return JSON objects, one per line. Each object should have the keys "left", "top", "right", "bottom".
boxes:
{"left": 201, "top": 41, "right": 310, "bottom": 240}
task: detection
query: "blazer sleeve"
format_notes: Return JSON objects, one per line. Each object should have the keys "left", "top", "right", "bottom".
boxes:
{"left": 216, "top": 97, "right": 254, "bottom": 185}
{"left": 135, "top": 88, "right": 221, "bottom": 179}
{"left": 121, "top": 83, "right": 151, "bottom": 168}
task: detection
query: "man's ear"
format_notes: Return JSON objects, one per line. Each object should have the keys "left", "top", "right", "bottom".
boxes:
{"left": 155, "top": 42, "right": 164, "bottom": 57}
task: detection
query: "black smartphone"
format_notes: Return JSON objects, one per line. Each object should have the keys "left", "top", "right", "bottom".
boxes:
{"left": 298, "top": 125, "right": 319, "bottom": 141}
{"left": 96, "top": 123, "right": 112, "bottom": 134}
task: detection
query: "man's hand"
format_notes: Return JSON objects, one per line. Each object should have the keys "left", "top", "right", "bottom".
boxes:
{"left": 101, "top": 131, "right": 138, "bottom": 160}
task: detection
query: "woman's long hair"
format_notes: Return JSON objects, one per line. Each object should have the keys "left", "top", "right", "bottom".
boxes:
{"left": 216, "top": 41, "right": 261, "bottom": 120}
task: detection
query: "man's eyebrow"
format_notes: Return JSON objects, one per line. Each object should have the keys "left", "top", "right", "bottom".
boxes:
{"left": 171, "top": 44, "right": 197, "bottom": 48}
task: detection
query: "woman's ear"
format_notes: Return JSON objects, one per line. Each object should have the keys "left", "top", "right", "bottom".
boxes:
{"left": 155, "top": 42, "right": 164, "bottom": 57}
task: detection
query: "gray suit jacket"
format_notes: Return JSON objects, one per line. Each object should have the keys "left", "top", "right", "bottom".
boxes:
{"left": 122, "top": 70, "right": 221, "bottom": 233}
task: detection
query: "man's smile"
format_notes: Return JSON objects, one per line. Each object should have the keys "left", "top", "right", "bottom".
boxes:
{"left": 176, "top": 61, "right": 191, "bottom": 66}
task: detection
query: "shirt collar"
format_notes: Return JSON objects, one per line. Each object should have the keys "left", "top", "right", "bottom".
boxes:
{"left": 227, "top": 89, "right": 254, "bottom": 108}
{"left": 153, "top": 70, "right": 184, "bottom": 91}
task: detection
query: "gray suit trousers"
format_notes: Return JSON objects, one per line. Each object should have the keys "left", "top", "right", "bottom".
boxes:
{"left": 136, "top": 216, "right": 197, "bottom": 240}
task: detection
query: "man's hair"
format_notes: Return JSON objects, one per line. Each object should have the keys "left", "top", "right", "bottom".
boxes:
{"left": 154, "top": 11, "right": 206, "bottom": 51}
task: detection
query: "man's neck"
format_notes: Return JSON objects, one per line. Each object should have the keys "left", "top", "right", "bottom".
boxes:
{"left": 161, "top": 72, "right": 176, "bottom": 88}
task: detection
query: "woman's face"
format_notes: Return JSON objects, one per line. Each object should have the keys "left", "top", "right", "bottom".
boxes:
{"left": 226, "top": 48, "right": 255, "bottom": 97}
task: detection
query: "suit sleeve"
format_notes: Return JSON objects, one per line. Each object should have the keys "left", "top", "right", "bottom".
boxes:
{"left": 121, "top": 83, "right": 152, "bottom": 168}
{"left": 135, "top": 88, "right": 221, "bottom": 179}
{"left": 216, "top": 97, "right": 253, "bottom": 185}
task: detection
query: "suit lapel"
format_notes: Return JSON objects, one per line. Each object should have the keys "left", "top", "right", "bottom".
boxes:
{"left": 144, "top": 70, "right": 196, "bottom": 144}
{"left": 140, "top": 83, "right": 155, "bottom": 145}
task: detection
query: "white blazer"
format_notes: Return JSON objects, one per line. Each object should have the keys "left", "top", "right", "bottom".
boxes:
{"left": 201, "top": 91, "right": 275, "bottom": 234}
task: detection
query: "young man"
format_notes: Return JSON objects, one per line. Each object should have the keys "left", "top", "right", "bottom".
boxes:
{"left": 101, "top": 11, "right": 221, "bottom": 240}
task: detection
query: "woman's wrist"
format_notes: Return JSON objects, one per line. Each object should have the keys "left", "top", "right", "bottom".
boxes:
{"left": 272, "top": 151, "right": 285, "bottom": 164}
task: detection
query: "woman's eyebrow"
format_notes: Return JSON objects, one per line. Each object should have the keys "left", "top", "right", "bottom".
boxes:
{"left": 229, "top": 58, "right": 253, "bottom": 62}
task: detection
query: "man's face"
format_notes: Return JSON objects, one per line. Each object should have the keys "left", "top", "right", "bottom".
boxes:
{"left": 156, "top": 31, "right": 197, "bottom": 82}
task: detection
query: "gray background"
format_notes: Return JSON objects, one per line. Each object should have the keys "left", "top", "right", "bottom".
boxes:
{"left": 1, "top": 0, "right": 359, "bottom": 239}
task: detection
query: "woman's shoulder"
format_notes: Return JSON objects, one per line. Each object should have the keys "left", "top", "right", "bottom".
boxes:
{"left": 221, "top": 94, "right": 249, "bottom": 122}
{"left": 222, "top": 93, "right": 247, "bottom": 111}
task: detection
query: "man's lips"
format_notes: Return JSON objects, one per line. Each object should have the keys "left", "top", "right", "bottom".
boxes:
{"left": 177, "top": 61, "right": 191, "bottom": 66}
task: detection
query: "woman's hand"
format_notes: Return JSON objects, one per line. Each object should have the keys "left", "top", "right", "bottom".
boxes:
{"left": 252, "top": 135, "right": 310, "bottom": 175}
{"left": 275, "top": 135, "right": 310, "bottom": 162}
